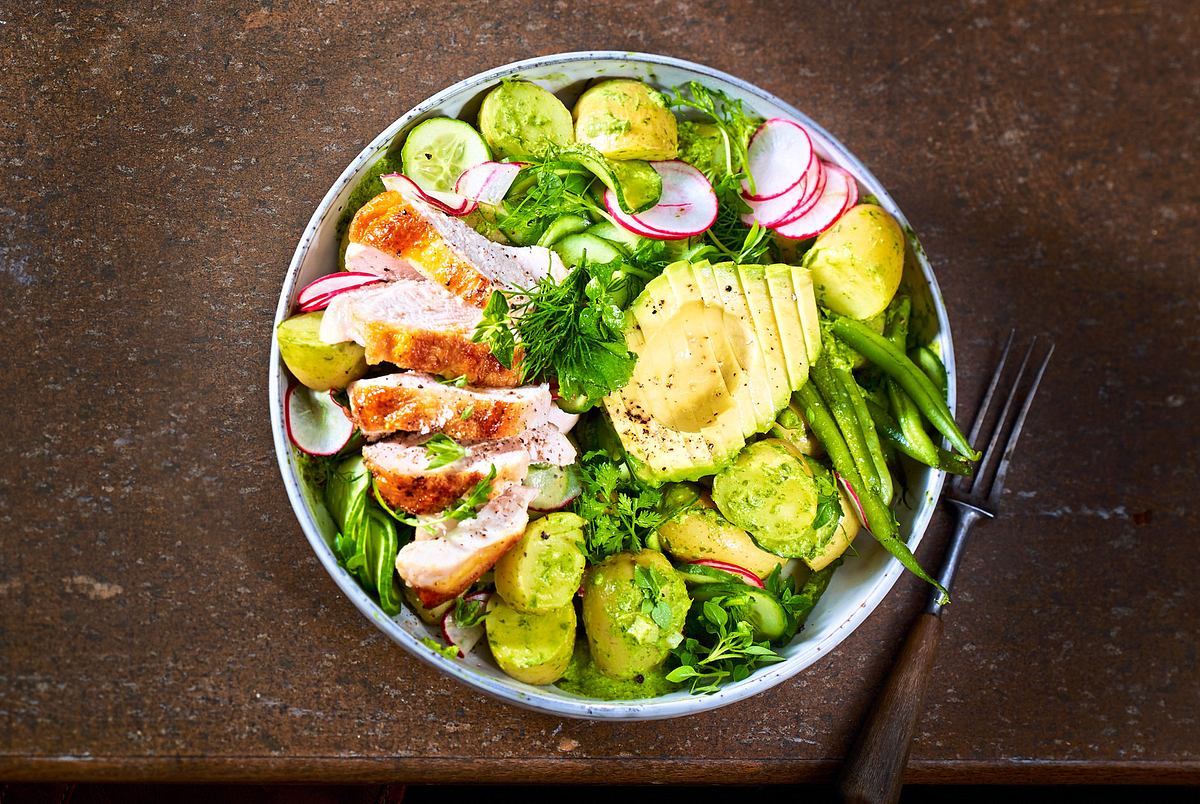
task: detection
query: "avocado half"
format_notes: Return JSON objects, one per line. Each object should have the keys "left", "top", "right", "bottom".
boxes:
{"left": 603, "top": 260, "right": 822, "bottom": 484}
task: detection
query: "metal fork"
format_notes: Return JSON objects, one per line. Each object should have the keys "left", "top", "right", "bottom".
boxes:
{"left": 837, "top": 333, "right": 1055, "bottom": 804}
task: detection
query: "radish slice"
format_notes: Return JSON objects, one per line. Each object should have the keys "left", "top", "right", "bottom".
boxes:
{"left": 455, "top": 161, "right": 524, "bottom": 205}
{"left": 834, "top": 471, "right": 869, "bottom": 530}
{"left": 689, "top": 559, "right": 765, "bottom": 588}
{"left": 742, "top": 155, "right": 824, "bottom": 228}
{"left": 296, "top": 272, "right": 382, "bottom": 312}
{"left": 381, "top": 173, "right": 477, "bottom": 216}
{"left": 768, "top": 158, "right": 828, "bottom": 227}
{"left": 772, "top": 165, "right": 858, "bottom": 240}
{"left": 741, "top": 118, "right": 815, "bottom": 202}
{"left": 603, "top": 160, "right": 718, "bottom": 240}
{"left": 441, "top": 592, "right": 490, "bottom": 657}
{"left": 285, "top": 383, "right": 355, "bottom": 456}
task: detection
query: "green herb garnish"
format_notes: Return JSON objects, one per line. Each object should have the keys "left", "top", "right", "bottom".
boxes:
{"left": 424, "top": 433, "right": 467, "bottom": 469}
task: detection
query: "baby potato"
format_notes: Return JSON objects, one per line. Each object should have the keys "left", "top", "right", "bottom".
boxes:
{"left": 478, "top": 80, "right": 574, "bottom": 160}
{"left": 805, "top": 486, "right": 861, "bottom": 571}
{"left": 573, "top": 79, "right": 678, "bottom": 160}
{"left": 485, "top": 598, "right": 576, "bottom": 685}
{"left": 494, "top": 513, "right": 586, "bottom": 613}
{"left": 711, "top": 439, "right": 820, "bottom": 554}
{"left": 657, "top": 508, "right": 786, "bottom": 579}
{"left": 276, "top": 310, "right": 368, "bottom": 391}
{"left": 804, "top": 204, "right": 905, "bottom": 320}
{"left": 582, "top": 551, "right": 689, "bottom": 680}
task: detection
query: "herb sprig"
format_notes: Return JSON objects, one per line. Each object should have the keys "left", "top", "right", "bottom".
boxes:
{"left": 423, "top": 434, "right": 467, "bottom": 469}
{"left": 572, "top": 451, "right": 670, "bottom": 562}
{"left": 666, "top": 596, "right": 785, "bottom": 694}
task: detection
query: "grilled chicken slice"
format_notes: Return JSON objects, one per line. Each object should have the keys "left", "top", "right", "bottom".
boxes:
{"left": 518, "top": 422, "right": 577, "bottom": 467}
{"left": 347, "top": 188, "right": 567, "bottom": 308}
{"left": 363, "top": 433, "right": 531, "bottom": 516}
{"left": 348, "top": 372, "right": 552, "bottom": 441}
{"left": 396, "top": 483, "right": 539, "bottom": 607}
{"left": 319, "top": 280, "right": 520, "bottom": 387}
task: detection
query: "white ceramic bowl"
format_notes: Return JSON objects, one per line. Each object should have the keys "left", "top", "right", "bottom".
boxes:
{"left": 270, "top": 51, "right": 956, "bottom": 720}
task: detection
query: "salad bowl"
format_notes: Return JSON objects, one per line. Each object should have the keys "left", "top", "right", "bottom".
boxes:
{"left": 269, "top": 51, "right": 957, "bottom": 720}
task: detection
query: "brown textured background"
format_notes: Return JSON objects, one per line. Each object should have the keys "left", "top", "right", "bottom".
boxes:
{"left": 2, "top": 0, "right": 1197, "bottom": 785}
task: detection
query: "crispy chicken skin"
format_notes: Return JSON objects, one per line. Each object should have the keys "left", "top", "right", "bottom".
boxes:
{"left": 348, "top": 372, "right": 552, "bottom": 441}
{"left": 363, "top": 434, "right": 531, "bottom": 515}
{"left": 347, "top": 189, "right": 566, "bottom": 308}
{"left": 320, "top": 280, "right": 521, "bottom": 387}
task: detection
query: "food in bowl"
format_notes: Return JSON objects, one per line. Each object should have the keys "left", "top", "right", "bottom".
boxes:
{"left": 276, "top": 67, "right": 978, "bottom": 701}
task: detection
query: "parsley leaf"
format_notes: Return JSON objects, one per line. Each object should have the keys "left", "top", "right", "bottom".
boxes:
{"left": 572, "top": 451, "right": 669, "bottom": 562}
{"left": 633, "top": 565, "right": 677, "bottom": 630}
{"left": 471, "top": 291, "right": 516, "bottom": 368}
{"left": 438, "top": 375, "right": 469, "bottom": 387}
{"left": 446, "top": 464, "right": 497, "bottom": 522}
{"left": 423, "top": 433, "right": 467, "bottom": 469}
{"left": 460, "top": 404, "right": 475, "bottom": 421}
{"left": 666, "top": 589, "right": 786, "bottom": 694}
{"left": 421, "top": 636, "right": 460, "bottom": 660}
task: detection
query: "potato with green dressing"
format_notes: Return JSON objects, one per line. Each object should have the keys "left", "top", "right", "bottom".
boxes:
{"left": 711, "top": 439, "right": 858, "bottom": 569}
{"left": 494, "top": 512, "right": 586, "bottom": 613}
{"left": 276, "top": 310, "right": 368, "bottom": 391}
{"left": 573, "top": 79, "right": 678, "bottom": 161}
{"left": 803, "top": 204, "right": 905, "bottom": 320}
{"left": 656, "top": 507, "right": 786, "bottom": 578}
{"left": 485, "top": 598, "right": 576, "bottom": 685}
{"left": 478, "top": 80, "right": 574, "bottom": 160}
{"left": 582, "top": 550, "right": 689, "bottom": 680}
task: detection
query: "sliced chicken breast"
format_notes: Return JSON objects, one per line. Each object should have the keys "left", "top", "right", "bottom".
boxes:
{"left": 519, "top": 423, "right": 577, "bottom": 467}
{"left": 396, "top": 483, "right": 539, "bottom": 607}
{"left": 319, "top": 280, "right": 521, "bottom": 387}
{"left": 344, "top": 241, "right": 424, "bottom": 281}
{"left": 363, "top": 433, "right": 531, "bottom": 516}
{"left": 347, "top": 188, "right": 567, "bottom": 308}
{"left": 348, "top": 372, "right": 552, "bottom": 441}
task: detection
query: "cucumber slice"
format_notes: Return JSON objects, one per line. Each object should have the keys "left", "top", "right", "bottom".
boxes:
{"left": 536, "top": 214, "right": 590, "bottom": 248}
{"left": 552, "top": 233, "right": 625, "bottom": 268}
{"left": 586, "top": 221, "right": 643, "bottom": 254}
{"left": 688, "top": 584, "right": 790, "bottom": 641}
{"left": 558, "top": 145, "right": 662, "bottom": 213}
{"left": 401, "top": 117, "right": 491, "bottom": 196}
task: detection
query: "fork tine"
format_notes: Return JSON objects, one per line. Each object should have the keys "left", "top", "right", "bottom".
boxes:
{"left": 952, "top": 330, "right": 1015, "bottom": 492}
{"left": 986, "top": 342, "right": 1054, "bottom": 507}
{"left": 969, "top": 337, "right": 1038, "bottom": 497}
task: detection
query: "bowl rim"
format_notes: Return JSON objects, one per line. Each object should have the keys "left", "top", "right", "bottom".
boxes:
{"left": 269, "top": 50, "right": 956, "bottom": 720}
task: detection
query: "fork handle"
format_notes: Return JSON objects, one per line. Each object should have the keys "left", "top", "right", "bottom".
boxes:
{"left": 836, "top": 611, "right": 944, "bottom": 804}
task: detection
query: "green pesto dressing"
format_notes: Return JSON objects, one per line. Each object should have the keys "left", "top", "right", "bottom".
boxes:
{"left": 555, "top": 639, "right": 679, "bottom": 701}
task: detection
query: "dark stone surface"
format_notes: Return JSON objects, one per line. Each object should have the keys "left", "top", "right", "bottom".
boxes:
{"left": 1, "top": 0, "right": 1196, "bottom": 784}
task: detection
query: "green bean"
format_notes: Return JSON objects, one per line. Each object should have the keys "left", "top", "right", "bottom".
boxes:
{"left": 866, "top": 399, "right": 974, "bottom": 476}
{"left": 884, "top": 295, "right": 911, "bottom": 350}
{"left": 833, "top": 362, "right": 893, "bottom": 504}
{"left": 910, "top": 346, "right": 949, "bottom": 399}
{"left": 810, "top": 358, "right": 881, "bottom": 501}
{"left": 794, "top": 384, "right": 948, "bottom": 602}
{"left": 829, "top": 316, "right": 980, "bottom": 460}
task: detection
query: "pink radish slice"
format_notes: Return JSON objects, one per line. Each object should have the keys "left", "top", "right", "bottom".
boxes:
{"left": 741, "top": 118, "right": 815, "bottom": 201}
{"left": 772, "top": 165, "right": 858, "bottom": 240}
{"left": 742, "top": 153, "right": 824, "bottom": 228}
{"left": 770, "top": 158, "right": 829, "bottom": 227}
{"left": 285, "top": 383, "right": 355, "bottom": 456}
{"left": 441, "top": 592, "right": 490, "bottom": 657}
{"left": 603, "top": 161, "right": 718, "bottom": 240}
{"left": 455, "top": 161, "right": 524, "bottom": 205}
{"left": 689, "top": 559, "right": 765, "bottom": 588}
{"left": 604, "top": 194, "right": 669, "bottom": 238}
{"left": 381, "top": 173, "right": 477, "bottom": 216}
{"left": 297, "top": 272, "right": 382, "bottom": 312}
{"left": 834, "top": 471, "right": 869, "bottom": 530}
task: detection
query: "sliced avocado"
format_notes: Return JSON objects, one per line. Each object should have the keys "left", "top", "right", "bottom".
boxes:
{"left": 763, "top": 264, "right": 812, "bottom": 390}
{"left": 721, "top": 262, "right": 792, "bottom": 418}
{"left": 661, "top": 263, "right": 755, "bottom": 456}
{"left": 603, "top": 260, "right": 821, "bottom": 484}
{"left": 626, "top": 280, "right": 735, "bottom": 471}
{"left": 792, "top": 267, "right": 823, "bottom": 367}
